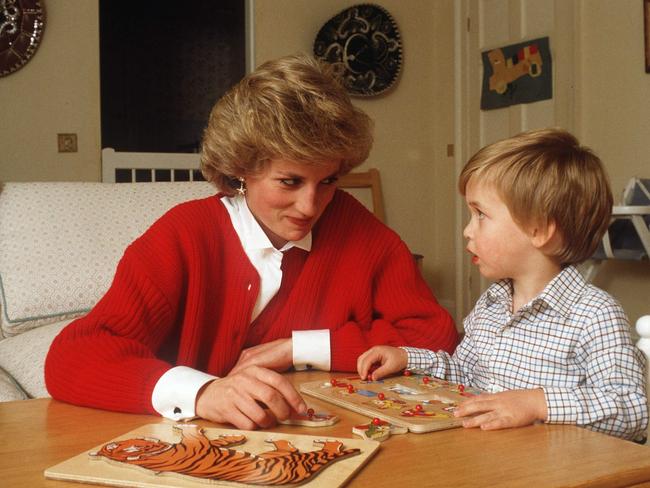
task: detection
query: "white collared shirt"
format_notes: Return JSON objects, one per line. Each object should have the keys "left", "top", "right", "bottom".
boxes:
{"left": 222, "top": 193, "right": 311, "bottom": 321}
{"left": 151, "top": 195, "right": 330, "bottom": 420}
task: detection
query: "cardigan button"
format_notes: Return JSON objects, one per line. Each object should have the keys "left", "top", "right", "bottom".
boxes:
{"left": 247, "top": 283, "right": 252, "bottom": 291}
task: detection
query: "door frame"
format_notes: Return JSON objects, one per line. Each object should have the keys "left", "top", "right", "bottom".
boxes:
{"left": 453, "top": 0, "right": 580, "bottom": 326}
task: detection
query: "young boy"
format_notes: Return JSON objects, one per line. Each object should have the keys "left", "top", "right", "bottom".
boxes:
{"left": 358, "top": 128, "right": 648, "bottom": 440}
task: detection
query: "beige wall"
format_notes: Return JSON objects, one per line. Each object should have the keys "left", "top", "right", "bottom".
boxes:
{"left": 576, "top": 0, "right": 650, "bottom": 325}
{"left": 254, "top": 0, "right": 457, "bottom": 311}
{"left": 0, "top": 0, "right": 101, "bottom": 181}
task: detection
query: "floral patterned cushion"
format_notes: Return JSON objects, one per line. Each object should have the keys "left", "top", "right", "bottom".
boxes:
{"left": 0, "top": 182, "right": 216, "bottom": 336}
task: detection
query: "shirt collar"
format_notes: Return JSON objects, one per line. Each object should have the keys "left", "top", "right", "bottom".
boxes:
{"left": 485, "top": 279, "right": 513, "bottom": 307}
{"left": 221, "top": 195, "right": 312, "bottom": 253}
{"left": 485, "top": 265, "right": 587, "bottom": 318}
{"left": 534, "top": 265, "right": 587, "bottom": 317}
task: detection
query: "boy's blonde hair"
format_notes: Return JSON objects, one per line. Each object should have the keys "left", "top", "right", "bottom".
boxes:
{"left": 200, "top": 53, "right": 373, "bottom": 194}
{"left": 459, "top": 128, "right": 613, "bottom": 265}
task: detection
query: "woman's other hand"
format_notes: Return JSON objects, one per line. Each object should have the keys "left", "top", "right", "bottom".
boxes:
{"left": 195, "top": 365, "right": 307, "bottom": 430}
{"left": 230, "top": 338, "right": 293, "bottom": 375}
{"left": 357, "top": 345, "right": 408, "bottom": 380}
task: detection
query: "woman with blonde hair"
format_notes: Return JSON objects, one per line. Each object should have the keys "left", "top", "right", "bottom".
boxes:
{"left": 46, "top": 54, "right": 458, "bottom": 429}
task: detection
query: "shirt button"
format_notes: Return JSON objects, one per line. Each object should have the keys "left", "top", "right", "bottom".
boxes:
{"left": 247, "top": 283, "right": 252, "bottom": 291}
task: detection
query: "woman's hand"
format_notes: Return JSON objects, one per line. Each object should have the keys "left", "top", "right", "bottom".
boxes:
{"left": 229, "top": 338, "right": 293, "bottom": 375}
{"left": 195, "top": 365, "right": 307, "bottom": 430}
{"left": 357, "top": 345, "right": 408, "bottom": 380}
{"left": 453, "top": 388, "right": 548, "bottom": 430}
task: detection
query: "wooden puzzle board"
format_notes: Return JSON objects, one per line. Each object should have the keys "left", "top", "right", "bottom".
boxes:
{"left": 301, "top": 375, "right": 482, "bottom": 433}
{"left": 45, "top": 423, "right": 379, "bottom": 488}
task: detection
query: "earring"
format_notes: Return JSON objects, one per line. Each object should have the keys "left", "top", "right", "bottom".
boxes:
{"left": 236, "top": 177, "right": 246, "bottom": 196}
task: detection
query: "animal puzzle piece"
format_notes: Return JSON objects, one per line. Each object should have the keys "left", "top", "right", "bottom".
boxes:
{"left": 278, "top": 407, "right": 340, "bottom": 427}
{"left": 369, "top": 397, "right": 407, "bottom": 410}
{"left": 400, "top": 408, "right": 453, "bottom": 419}
{"left": 90, "top": 423, "right": 360, "bottom": 485}
{"left": 401, "top": 404, "right": 453, "bottom": 419}
{"left": 352, "top": 418, "right": 408, "bottom": 442}
{"left": 419, "top": 376, "right": 478, "bottom": 397}
{"left": 390, "top": 375, "right": 479, "bottom": 404}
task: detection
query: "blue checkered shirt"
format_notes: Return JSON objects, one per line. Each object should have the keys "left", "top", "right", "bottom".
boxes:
{"left": 403, "top": 266, "right": 648, "bottom": 440}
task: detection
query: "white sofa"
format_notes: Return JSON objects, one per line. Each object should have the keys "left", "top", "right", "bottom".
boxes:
{"left": 0, "top": 181, "right": 216, "bottom": 401}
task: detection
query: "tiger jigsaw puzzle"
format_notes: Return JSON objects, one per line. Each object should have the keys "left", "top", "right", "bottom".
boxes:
{"left": 45, "top": 423, "right": 380, "bottom": 488}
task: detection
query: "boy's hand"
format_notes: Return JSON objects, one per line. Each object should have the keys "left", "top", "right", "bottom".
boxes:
{"left": 357, "top": 346, "right": 408, "bottom": 380}
{"left": 453, "top": 388, "right": 548, "bottom": 430}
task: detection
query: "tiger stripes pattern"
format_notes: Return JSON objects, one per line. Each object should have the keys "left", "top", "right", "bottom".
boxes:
{"left": 91, "top": 423, "right": 361, "bottom": 485}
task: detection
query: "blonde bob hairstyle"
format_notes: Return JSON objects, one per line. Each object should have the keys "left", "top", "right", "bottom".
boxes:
{"left": 459, "top": 128, "right": 613, "bottom": 265}
{"left": 200, "top": 53, "right": 373, "bottom": 194}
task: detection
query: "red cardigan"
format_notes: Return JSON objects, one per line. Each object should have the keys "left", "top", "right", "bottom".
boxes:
{"left": 45, "top": 191, "right": 458, "bottom": 414}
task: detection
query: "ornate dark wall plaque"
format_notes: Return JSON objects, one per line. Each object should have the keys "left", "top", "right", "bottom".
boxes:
{"left": 0, "top": 0, "right": 45, "bottom": 77}
{"left": 314, "top": 4, "right": 402, "bottom": 97}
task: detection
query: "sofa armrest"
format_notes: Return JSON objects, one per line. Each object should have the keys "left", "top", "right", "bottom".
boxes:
{"left": 0, "top": 364, "right": 28, "bottom": 401}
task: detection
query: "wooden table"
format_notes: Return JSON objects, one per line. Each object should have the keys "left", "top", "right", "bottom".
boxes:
{"left": 2, "top": 370, "right": 650, "bottom": 487}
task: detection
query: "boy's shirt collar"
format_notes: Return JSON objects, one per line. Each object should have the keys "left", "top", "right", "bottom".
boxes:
{"left": 485, "top": 280, "right": 513, "bottom": 309}
{"left": 537, "top": 266, "right": 588, "bottom": 317}
{"left": 486, "top": 265, "right": 587, "bottom": 318}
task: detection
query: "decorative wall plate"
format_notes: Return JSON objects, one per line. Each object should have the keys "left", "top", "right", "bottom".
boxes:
{"left": 0, "top": 0, "right": 45, "bottom": 77}
{"left": 314, "top": 3, "right": 402, "bottom": 97}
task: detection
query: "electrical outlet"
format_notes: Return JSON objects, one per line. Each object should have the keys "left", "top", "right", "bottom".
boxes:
{"left": 57, "top": 133, "right": 78, "bottom": 153}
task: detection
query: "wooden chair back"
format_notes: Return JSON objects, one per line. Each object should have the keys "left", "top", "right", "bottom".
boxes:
{"left": 337, "top": 168, "right": 386, "bottom": 223}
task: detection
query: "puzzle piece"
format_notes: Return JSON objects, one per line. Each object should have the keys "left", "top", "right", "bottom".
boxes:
{"left": 352, "top": 418, "right": 407, "bottom": 442}
{"left": 368, "top": 398, "right": 407, "bottom": 410}
{"left": 278, "top": 408, "right": 339, "bottom": 427}
{"left": 401, "top": 404, "right": 453, "bottom": 419}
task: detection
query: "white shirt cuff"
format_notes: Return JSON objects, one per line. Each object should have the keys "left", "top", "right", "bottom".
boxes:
{"left": 151, "top": 366, "right": 218, "bottom": 421}
{"left": 292, "top": 329, "right": 331, "bottom": 371}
